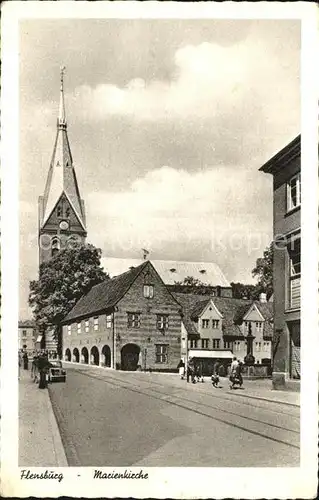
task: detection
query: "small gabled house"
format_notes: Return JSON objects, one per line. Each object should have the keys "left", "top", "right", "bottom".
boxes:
{"left": 175, "top": 292, "right": 273, "bottom": 374}
{"left": 61, "top": 260, "right": 183, "bottom": 371}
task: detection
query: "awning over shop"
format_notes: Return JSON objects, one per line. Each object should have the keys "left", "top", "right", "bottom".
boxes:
{"left": 189, "top": 349, "right": 233, "bottom": 359}
{"left": 36, "top": 335, "right": 43, "bottom": 343}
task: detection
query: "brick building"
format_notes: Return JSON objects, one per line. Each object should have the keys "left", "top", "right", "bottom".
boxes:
{"left": 61, "top": 260, "right": 183, "bottom": 371}
{"left": 176, "top": 292, "right": 273, "bottom": 375}
{"left": 260, "top": 135, "right": 301, "bottom": 388}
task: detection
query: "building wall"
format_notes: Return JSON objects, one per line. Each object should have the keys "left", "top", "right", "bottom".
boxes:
{"left": 272, "top": 153, "right": 300, "bottom": 386}
{"left": 62, "top": 313, "right": 114, "bottom": 366}
{"left": 180, "top": 323, "right": 188, "bottom": 362}
{"left": 18, "top": 326, "right": 35, "bottom": 353}
{"left": 62, "top": 263, "right": 183, "bottom": 371}
{"left": 196, "top": 302, "right": 223, "bottom": 348}
{"left": 114, "top": 264, "right": 182, "bottom": 371}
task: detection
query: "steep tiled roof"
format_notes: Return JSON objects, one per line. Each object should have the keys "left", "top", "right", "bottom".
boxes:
{"left": 101, "top": 258, "right": 230, "bottom": 287}
{"left": 175, "top": 293, "right": 249, "bottom": 339}
{"left": 263, "top": 321, "right": 273, "bottom": 339}
{"left": 182, "top": 317, "right": 200, "bottom": 338}
{"left": 63, "top": 261, "right": 148, "bottom": 322}
{"left": 174, "top": 293, "right": 272, "bottom": 339}
{"left": 256, "top": 302, "right": 273, "bottom": 321}
{"left": 222, "top": 324, "right": 244, "bottom": 338}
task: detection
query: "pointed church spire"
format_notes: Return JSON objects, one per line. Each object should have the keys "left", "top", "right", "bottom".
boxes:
{"left": 58, "top": 65, "right": 67, "bottom": 128}
{"left": 39, "top": 67, "right": 87, "bottom": 258}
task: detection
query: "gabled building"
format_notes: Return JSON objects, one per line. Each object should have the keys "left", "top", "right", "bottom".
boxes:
{"left": 61, "top": 261, "right": 183, "bottom": 371}
{"left": 176, "top": 292, "right": 273, "bottom": 375}
{"left": 260, "top": 135, "right": 301, "bottom": 388}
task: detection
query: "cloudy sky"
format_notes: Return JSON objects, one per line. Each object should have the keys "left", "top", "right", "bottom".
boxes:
{"left": 19, "top": 18, "right": 300, "bottom": 318}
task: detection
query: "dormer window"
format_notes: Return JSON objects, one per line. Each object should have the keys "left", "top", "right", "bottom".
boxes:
{"left": 143, "top": 285, "right": 154, "bottom": 299}
{"left": 170, "top": 268, "right": 176, "bottom": 273}
{"left": 199, "top": 269, "right": 206, "bottom": 274}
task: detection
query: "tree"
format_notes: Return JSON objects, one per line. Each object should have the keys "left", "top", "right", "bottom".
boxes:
{"left": 174, "top": 276, "right": 207, "bottom": 287}
{"left": 29, "top": 244, "right": 108, "bottom": 344}
{"left": 230, "top": 282, "right": 257, "bottom": 300}
{"left": 252, "top": 243, "right": 274, "bottom": 299}
{"left": 171, "top": 275, "right": 217, "bottom": 296}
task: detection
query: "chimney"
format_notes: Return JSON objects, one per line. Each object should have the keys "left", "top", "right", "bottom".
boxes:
{"left": 259, "top": 293, "right": 267, "bottom": 303}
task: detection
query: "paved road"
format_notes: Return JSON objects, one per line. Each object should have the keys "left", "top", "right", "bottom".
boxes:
{"left": 49, "top": 366, "right": 300, "bottom": 467}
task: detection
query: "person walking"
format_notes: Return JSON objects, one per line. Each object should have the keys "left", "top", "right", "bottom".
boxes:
{"left": 236, "top": 360, "right": 243, "bottom": 387}
{"left": 196, "top": 362, "right": 204, "bottom": 383}
{"left": 229, "top": 356, "right": 239, "bottom": 389}
{"left": 230, "top": 356, "right": 239, "bottom": 375}
{"left": 211, "top": 359, "right": 221, "bottom": 388}
{"left": 31, "top": 352, "right": 39, "bottom": 383}
{"left": 18, "top": 352, "right": 21, "bottom": 380}
{"left": 187, "top": 357, "right": 196, "bottom": 384}
{"left": 177, "top": 359, "right": 185, "bottom": 380}
{"left": 23, "top": 351, "right": 29, "bottom": 370}
{"left": 38, "top": 352, "right": 50, "bottom": 389}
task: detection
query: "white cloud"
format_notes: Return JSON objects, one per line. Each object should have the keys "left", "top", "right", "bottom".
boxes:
{"left": 87, "top": 165, "right": 272, "bottom": 257}
{"left": 72, "top": 40, "right": 297, "bottom": 125}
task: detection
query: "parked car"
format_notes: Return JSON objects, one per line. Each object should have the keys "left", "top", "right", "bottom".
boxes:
{"left": 48, "top": 359, "right": 66, "bottom": 383}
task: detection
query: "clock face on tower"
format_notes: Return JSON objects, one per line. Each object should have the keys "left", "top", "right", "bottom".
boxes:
{"left": 59, "top": 220, "right": 69, "bottom": 231}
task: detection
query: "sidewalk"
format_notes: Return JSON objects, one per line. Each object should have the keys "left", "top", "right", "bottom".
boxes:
{"left": 19, "top": 368, "right": 68, "bottom": 466}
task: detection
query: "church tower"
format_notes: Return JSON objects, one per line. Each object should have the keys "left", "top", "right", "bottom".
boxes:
{"left": 38, "top": 67, "right": 87, "bottom": 266}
